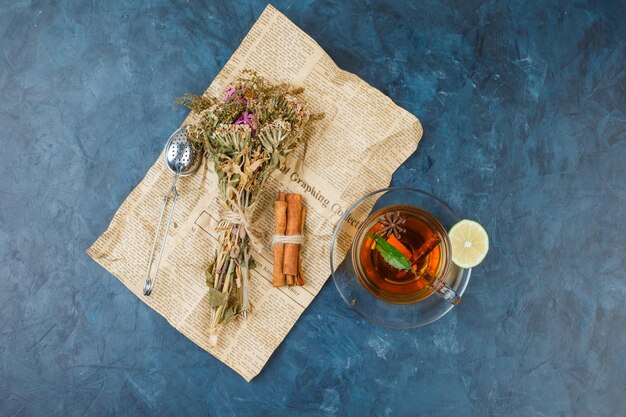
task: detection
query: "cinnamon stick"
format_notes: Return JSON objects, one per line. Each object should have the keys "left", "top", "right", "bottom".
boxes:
{"left": 294, "top": 206, "right": 307, "bottom": 286}
{"left": 283, "top": 194, "right": 302, "bottom": 282}
{"left": 411, "top": 234, "right": 440, "bottom": 263}
{"left": 272, "top": 194, "right": 288, "bottom": 287}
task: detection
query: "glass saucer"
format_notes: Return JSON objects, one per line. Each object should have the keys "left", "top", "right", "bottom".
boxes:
{"left": 329, "top": 187, "right": 471, "bottom": 329}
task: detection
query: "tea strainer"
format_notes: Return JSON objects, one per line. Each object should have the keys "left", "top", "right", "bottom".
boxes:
{"left": 143, "top": 126, "right": 202, "bottom": 296}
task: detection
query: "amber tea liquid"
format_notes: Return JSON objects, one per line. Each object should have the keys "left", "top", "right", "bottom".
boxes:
{"left": 353, "top": 205, "right": 450, "bottom": 304}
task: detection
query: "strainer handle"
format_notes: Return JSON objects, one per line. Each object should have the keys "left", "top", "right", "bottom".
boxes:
{"left": 143, "top": 173, "right": 180, "bottom": 296}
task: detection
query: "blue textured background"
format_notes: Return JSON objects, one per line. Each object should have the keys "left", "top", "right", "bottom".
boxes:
{"left": 1, "top": 1, "right": 625, "bottom": 416}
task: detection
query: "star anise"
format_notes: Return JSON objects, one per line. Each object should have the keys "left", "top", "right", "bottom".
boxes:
{"left": 376, "top": 211, "right": 406, "bottom": 239}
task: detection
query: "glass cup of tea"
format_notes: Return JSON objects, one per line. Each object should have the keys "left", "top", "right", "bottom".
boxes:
{"left": 353, "top": 204, "right": 461, "bottom": 305}
{"left": 330, "top": 188, "right": 471, "bottom": 329}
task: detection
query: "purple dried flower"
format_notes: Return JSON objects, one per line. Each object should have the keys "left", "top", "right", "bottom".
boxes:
{"left": 234, "top": 112, "right": 256, "bottom": 132}
{"left": 224, "top": 87, "right": 236, "bottom": 101}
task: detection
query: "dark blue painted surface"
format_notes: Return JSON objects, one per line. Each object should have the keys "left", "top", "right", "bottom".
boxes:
{"left": 1, "top": 1, "right": 625, "bottom": 415}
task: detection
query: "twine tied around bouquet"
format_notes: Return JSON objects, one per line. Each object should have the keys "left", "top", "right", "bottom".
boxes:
{"left": 219, "top": 186, "right": 264, "bottom": 252}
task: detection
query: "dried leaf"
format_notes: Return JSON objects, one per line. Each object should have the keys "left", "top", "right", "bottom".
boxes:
{"left": 222, "top": 307, "right": 237, "bottom": 324}
{"left": 205, "top": 270, "right": 215, "bottom": 287}
{"left": 207, "top": 287, "right": 228, "bottom": 308}
{"left": 248, "top": 257, "right": 257, "bottom": 270}
{"left": 246, "top": 159, "right": 263, "bottom": 174}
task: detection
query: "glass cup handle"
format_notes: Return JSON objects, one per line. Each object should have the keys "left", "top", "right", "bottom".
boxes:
{"left": 436, "top": 283, "right": 462, "bottom": 305}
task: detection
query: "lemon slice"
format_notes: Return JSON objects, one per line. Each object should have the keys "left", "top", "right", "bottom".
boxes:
{"left": 448, "top": 220, "right": 489, "bottom": 268}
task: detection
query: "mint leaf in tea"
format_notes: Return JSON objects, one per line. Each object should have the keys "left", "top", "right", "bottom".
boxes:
{"left": 366, "top": 233, "right": 413, "bottom": 271}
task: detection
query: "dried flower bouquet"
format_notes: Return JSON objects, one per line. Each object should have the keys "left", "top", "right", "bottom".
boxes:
{"left": 177, "top": 71, "right": 320, "bottom": 344}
